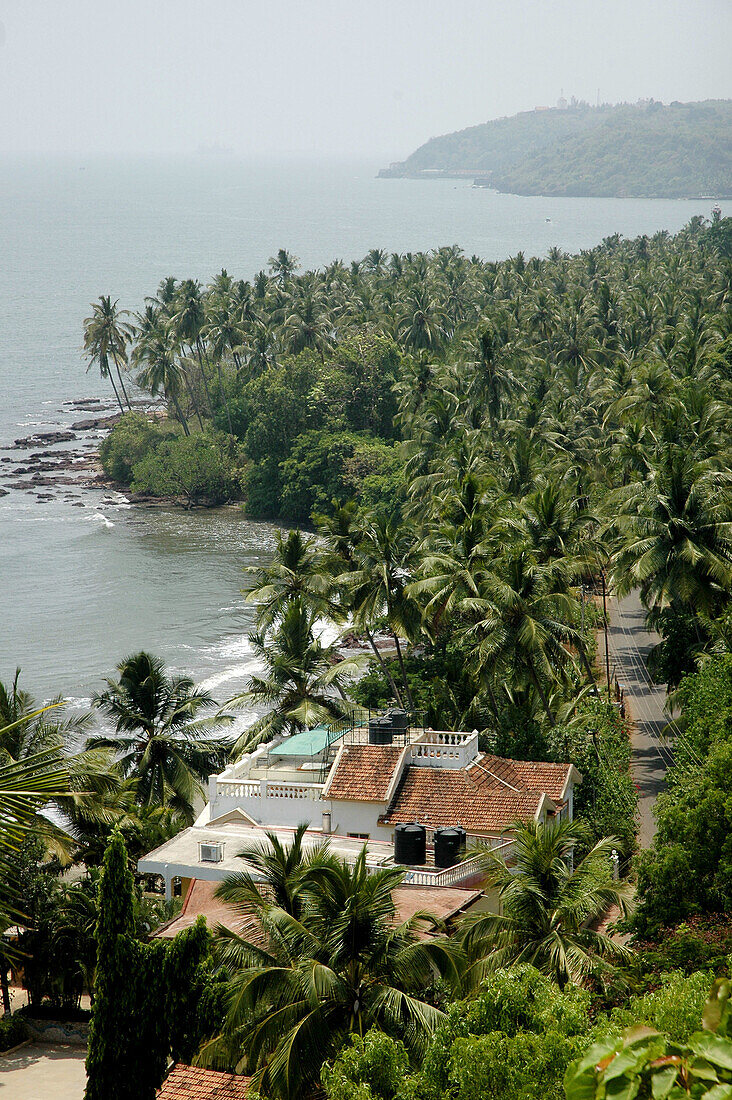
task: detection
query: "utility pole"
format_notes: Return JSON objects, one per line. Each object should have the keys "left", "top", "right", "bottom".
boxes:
{"left": 601, "top": 569, "right": 611, "bottom": 701}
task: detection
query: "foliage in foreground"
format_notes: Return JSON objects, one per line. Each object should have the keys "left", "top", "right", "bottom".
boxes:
{"left": 322, "top": 967, "right": 721, "bottom": 1100}
{"left": 565, "top": 976, "right": 732, "bottom": 1100}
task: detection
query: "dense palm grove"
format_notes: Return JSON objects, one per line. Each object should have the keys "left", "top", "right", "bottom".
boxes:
{"left": 3, "top": 216, "right": 732, "bottom": 1096}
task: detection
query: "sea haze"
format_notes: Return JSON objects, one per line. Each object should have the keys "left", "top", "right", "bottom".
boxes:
{"left": 0, "top": 154, "right": 717, "bottom": 704}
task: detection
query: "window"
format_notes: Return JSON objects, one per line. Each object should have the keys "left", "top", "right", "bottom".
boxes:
{"left": 347, "top": 832, "right": 370, "bottom": 840}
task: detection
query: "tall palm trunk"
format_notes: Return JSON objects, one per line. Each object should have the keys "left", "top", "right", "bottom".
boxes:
{"left": 0, "top": 966, "right": 11, "bottom": 1015}
{"left": 111, "top": 352, "right": 132, "bottom": 410}
{"left": 107, "top": 367, "right": 125, "bottom": 414}
{"left": 182, "top": 370, "right": 204, "bottom": 431}
{"left": 391, "top": 631, "right": 415, "bottom": 711}
{"left": 578, "top": 644, "right": 600, "bottom": 696}
{"left": 528, "top": 664, "right": 556, "bottom": 726}
{"left": 216, "top": 359, "right": 233, "bottom": 434}
{"left": 194, "top": 338, "right": 214, "bottom": 418}
{"left": 170, "top": 393, "right": 190, "bottom": 436}
{"left": 364, "top": 628, "right": 404, "bottom": 708}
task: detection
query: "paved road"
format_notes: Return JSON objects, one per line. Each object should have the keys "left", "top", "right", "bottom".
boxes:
{"left": 605, "top": 591, "right": 671, "bottom": 848}
{"left": 0, "top": 1043, "right": 86, "bottom": 1098}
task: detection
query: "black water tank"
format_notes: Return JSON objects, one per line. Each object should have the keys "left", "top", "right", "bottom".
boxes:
{"left": 434, "top": 827, "right": 466, "bottom": 869}
{"left": 368, "top": 717, "right": 393, "bottom": 745}
{"left": 387, "top": 708, "right": 408, "bottom": 733}
{"left": 394, "top": 822, "right": 426, "bottom": 866}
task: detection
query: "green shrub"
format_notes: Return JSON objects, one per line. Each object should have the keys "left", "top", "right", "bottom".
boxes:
{"left": 565, "top": 978, "right": 732, "bottom": 1100}
{"left": 400, "top": 967, "right": 594, "bottom": 1100}
{"left": 131, "top": 434, "right": 245, "bottom": 505}
{"left": 278, "top": 430, "right": 402, "bottom": 522}
{"left": 632, "top": 738, "right": 732, "bottom": 937}
{"left": 322, "top": 1031, "right": 409, "bottom": 1100}
{"left": 608, "top": 969, "right": 714, "bottom": 1042}
{"left": 632, "top": 916, "right": 732, "bottom": 977}
{"left": 99, "top": 413, "right": 177, "bottom": 485}
{"left": 0, "top": 1015, "right": 29, "bottom": 1052}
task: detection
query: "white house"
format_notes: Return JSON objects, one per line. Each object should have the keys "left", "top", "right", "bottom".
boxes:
{"left": 137, "top": 719, "right": 581, "bottom": 902}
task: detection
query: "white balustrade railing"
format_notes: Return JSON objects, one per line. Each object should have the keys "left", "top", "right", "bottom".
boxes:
{"left": 400, "top": 853, "right": 485, "bottom": 887}
{"left": 421, "top": 731, "right": 474, "bottom": 746}
{"left": 409, "top": 732, "right": 479, "bottom": 769}
{"left": 215, "top": 779, "right": 324, "bottom": 803}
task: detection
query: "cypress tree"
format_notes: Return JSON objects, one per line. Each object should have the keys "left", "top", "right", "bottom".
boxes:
{"left": 85, "top": 834, "right": 227, "bottom": 1098}
{"left": 84, "top": 830, "right": 137, "bottom": 1100}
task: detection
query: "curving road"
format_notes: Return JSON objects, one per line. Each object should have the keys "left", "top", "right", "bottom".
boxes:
{"left": 604, "top": 592, "right": 671, "bottom": 848}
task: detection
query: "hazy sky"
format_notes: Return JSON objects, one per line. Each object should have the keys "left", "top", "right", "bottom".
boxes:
{"left": 2, "top": 0, "right": 730, "bottom": 159}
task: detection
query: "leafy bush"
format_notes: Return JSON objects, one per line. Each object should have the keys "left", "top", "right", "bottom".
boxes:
{"left": 608, "top": 970, "right": 714, "bottom": 1042}
{"left": 399, "top": 967, "right": 594, "bottom": 1100}
{"left": 565, "top": 978, "right": 732, "bottom": 1100}
{"left": 279, "top": 430, "right": 403, "bottom": 522}
{"left": 322, "top": 1031, "right": 409, "bottom": 1100}
{"left": 99, "top": 413, "right": 177, "bottom": 485}
{"left": 549, "top": 699, "right": 637, "bottom": 855}
{"left": 633, "top": 916, "right": 732, "bottom": 977}
{"left": 631, "top": 657, "right": 732, "bottom": 936}
{"left": 0, "top": 1015, "right": 29, "bottom": 1052}
{"left": 130, "top": 434, "right": 245, "bottom": 505}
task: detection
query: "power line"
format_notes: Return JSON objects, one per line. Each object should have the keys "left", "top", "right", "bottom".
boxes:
{"left": 612, "top": 596, "right": 704, "bottom": 766}
{"left": 606, "top": 599, "right": 677, "bottom": 768}
{"left": 608, "top": 597, "right": 703, "bottom": 768}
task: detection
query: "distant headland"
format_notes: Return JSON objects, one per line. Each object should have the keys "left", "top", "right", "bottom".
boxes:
{"left": 380, "top": 98, "right": 732, "bottom": 200}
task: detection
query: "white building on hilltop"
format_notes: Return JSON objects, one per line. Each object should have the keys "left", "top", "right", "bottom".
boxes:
{"left": 138, "top": 713, "right": 581, "bottom": 903}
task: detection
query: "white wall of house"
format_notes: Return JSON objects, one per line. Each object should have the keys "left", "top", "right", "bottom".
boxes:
{"left": 328, "top": 800, "right": 391, "bottom": 839}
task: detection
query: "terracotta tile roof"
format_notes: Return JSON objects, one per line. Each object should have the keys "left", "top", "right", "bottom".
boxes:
{"left": 324, "top": 744, "right": 405, "bottom": 802}
{"left": 382, "top": 754, "right": 575, "bottom": 834}
{"left": 160, "top": 879, "right": 482, "bottom": 947}
{"left": 153, "top": 879, "right": 265, "bottom": 946}
{"left": 503, "top": 758, "right": 576, "bottom": 803}
{"left": 392, "top": 885, "right": 482, "bottom": 927}
{"left": 157, "top": 1064, "right": 251, "bottom": 1098}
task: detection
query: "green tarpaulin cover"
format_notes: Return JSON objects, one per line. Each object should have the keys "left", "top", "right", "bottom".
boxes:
{"left": 269, "top": 726, "right": 331, "bottom": 757}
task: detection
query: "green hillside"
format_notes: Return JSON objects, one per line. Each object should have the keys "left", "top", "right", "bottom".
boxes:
{"left": 383, "top": 100, "right": 732, "bottom": 198}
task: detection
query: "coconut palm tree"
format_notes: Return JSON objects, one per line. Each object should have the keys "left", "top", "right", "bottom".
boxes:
{"left": 202, "top": 295, "right": 243, "bottom": 433}
{"left": 268, "top": 248, "right": 299, "bottom": 285}
{"left": 283, "top": 292, "right": 333, "bottom": 361}
{"left": 0, "top": 705, "right": 71, "bottom": 926}
{"left": 131, "top": 322, "right": 191, "bottom": 435}
{"left": 171, "top": 279, "right": 215, "bottom": 417}
{"left": 226, "top": 600, "right": 364, "bottom": 757}
{"left": 346, "top": 511, "right": 422, "bottom": 711}
{"left": 88, "top": 652, "right": 232, "bottom": 824}
{"left": 464, "top": 550, "right": 582, "bottom": 726}
{"left": 396, "top": 286, "right": 448, "bottom": 352}
{"left": 83, "top": 296, "right": 134, "bottom": 412}
{"left": 243, "top": 528, "right": 337, "bottom": 632}
{"left": 0, "top": 672, "right": 120, "bottom": 864}
{"left": 215, "top": 822, "right": 330, "bottom": 921}
{"left": 610, "top": 448, "right": 732, "bottom": 621}
{"left": 461, "top": 818, "right": 629, "bottom": 990}
{"left": 205, "top": 844, "right": 461, "bottom": 1099}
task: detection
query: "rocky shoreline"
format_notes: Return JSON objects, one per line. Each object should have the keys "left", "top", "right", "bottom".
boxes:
{"left": 0, "top": 396, "right": 123, "bottom": 504}
{"left": 0, "top": 398, "right": 241, "bottom": 511}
